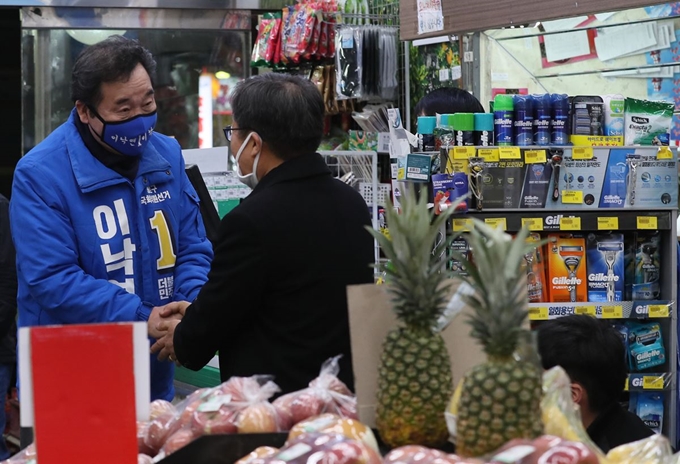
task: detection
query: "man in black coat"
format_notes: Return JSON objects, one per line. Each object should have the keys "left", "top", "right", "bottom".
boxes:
{"left": 151, "top": 73, "right": 375, "bottom": 394}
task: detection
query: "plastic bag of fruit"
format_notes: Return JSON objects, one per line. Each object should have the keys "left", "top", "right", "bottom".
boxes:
{"left": 260, "top": 432, "right": 381, "bottom": 464}
{"left": 236, "top": 446, "right": 281, "bottom": 464}
{"left": 224, "top": 375, "right": 282, "bottom": 433}
{"left": 487, "top": 436, "right": 599, "bottom": 463}
{"left": 273, "top": 356, "right": 357, "bottom": 430}
{"left": 287, "top": 413, "right": 378, "bottom": 453}
{"left": 607, "top": 433, "right": 673, "bottom": 464}
{"left": 384, "top": 445, "right": 484, "bottom": 463}
{"left": 0, "top": 444, "right": 36, "bottom": 464}
{"left": 540, "top": 366, "right": 607, "bottom": 461}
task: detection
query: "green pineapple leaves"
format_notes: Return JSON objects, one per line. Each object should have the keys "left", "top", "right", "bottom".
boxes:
{"left": 449, "top": 221, "right": 541, "bottom": 359}
{"left": 366, "top": 187, "right": 464, "bottom": 334}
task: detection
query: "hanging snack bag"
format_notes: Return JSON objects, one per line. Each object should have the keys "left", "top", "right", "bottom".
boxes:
{"left": 251, "top": 13, "right": 282, "bottom": 67}
{"left": 624, "top": 98, "right": 673, "bottom": 146}
{"left": 336, "top": 25, "right": 363, "bottom": 99}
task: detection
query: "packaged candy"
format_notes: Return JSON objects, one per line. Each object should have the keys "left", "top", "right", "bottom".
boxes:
{"left": 273, "top": 356, "right": 357, "bottom": 430}
{"left": 628, "top": 322, "right": 665, "bottom": 371}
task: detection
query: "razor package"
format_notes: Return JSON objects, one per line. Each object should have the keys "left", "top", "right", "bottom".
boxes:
{"left": 586, "top": 233, "right": 624, "bottom": 302}
{"left": 634, "top": 231, "right": 661, "bottom": 300}
{"left": 628, "top": 321, "right": 666, "bottom": 371}
{"left": 547, "top": 234, "right": 587, "bottom": 302}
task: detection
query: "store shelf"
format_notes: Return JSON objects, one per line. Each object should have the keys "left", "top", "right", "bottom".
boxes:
{"left": 528, "top": 301, "right": 673, "bottom": 321}
{"left": 452, "top": 211, "right": 673, "bottom": 233}
{"left": 625, "top": 373, "right": 673, "bottom": 392}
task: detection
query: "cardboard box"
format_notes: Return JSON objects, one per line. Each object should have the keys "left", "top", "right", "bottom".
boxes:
{"left": 346, "top": 282, "right": 487, "bottom": 428}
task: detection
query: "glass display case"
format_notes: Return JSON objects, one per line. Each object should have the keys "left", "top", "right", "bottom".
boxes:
{"left": 21, "top": 6, "right": 251, "bottom": 154}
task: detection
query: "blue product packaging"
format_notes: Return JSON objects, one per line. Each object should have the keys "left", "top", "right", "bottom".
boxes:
{"left": 598, "top": 149, "right": 630, "bottom": 208}
{"left": 493, "top": 94, "right": 514, "bottom": 146}
{"left": 431, "top": 173, "right": 468, "bottom": 212}
{"left": 624, "top": 233, "right": 636, "bottom": 301}
{"left": 634, "top": 231, "right": 661, "bottom": 300}
{"left": 628, "top": 321, "right": 665, "bottom": 371}
{"left": 613, "top": 323, "right": 632, "bottom": 370}
{"left": 520, "top": 161, "right": 554, "bottom": 208}
{"left": 514, "top": 95, "right": 534, "bottom": 146}
{"left": 550, "top": 94, "right": 569, "bottom": 145}
{"left": 533, "top": 94, "right": 551, "bottom": 145}
{"left": 586, "top": 233, "right": 624, "bottom": 302}
{"left": 636, "top": 392, "right": 664, "bottom": 434}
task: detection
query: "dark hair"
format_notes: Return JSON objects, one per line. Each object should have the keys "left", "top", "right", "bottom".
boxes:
{"left": 537, "top": 315, "right": 627, "bottom": 413}
{"left": 71, "top": 35, "right": 157, "bottom": 107}
{"left": 414, "top": 87, "right": 485, "bottom": 116}
{"left": 230, "top": 73, "right": 324, "bottom": 160}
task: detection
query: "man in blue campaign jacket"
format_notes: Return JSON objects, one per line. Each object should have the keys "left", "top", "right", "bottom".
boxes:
{"left": 10, "top": 36, "right": 213, "bottom": 401}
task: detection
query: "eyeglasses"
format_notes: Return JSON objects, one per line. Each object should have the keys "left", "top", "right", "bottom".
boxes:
{"left": 223, "top": 125, "right": 250, "bottom": 142}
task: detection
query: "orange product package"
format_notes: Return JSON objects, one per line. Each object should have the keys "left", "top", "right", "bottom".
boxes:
{"left": 546, "top": 234, "right": 587, "bottom": 303}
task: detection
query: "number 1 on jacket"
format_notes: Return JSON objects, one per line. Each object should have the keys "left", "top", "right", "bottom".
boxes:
{"left": 149, "top": 211, "right": 176, "bottom": 270}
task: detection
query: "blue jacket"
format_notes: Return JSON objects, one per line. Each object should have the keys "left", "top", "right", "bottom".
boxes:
{"left": 10, "top": 109, "right": 213, "bottom": 401}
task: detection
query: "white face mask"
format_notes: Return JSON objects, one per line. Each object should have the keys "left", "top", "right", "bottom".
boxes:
{"left": 233, "top": 132, "right": 261, "bottom": 189}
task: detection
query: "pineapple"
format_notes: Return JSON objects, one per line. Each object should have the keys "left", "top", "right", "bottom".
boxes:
{"left": 451, "top": 221, "right": 544, "bottom": 457}
{"left": 367, "top": 188, "right": 461, "bottom": 448}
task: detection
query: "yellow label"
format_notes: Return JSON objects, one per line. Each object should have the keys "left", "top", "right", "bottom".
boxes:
{"left": 597, "top": 217, "right": 619, "bottom": 230}
{"left": 524, "top": 150, "right": 547, "bottom": 164}
{"left": 561, "top": 190, "right": 584, "bottom": 204}
{"left": 601, "top": 305, "right": 623, "bottom": 319}
{"left": 484, "top": 218, "right": 507, "bottom": 231}
{"left": 453, "top": 147, "right": 476, "bottom": 159}
{"left": 452, "top": 218, "right": 474, "bottom": 232}
{"left": 575, "top": 306, "right": 596, "bottom": 316}
{"left": 637, "top": 216, "right": 658, "bottom": 230}
{"left": 572, "top": 147, "right": 594, "bottom": 160}
{"left": 657, "top": 146, "right": 674, "bottom": 160}
{"left": 446, "top": 158, "right": 469, "bottom": 175}
{"left": 648, "top": 304, "right": 670, "bottom": 318}
{"left": 625, "top": 377, "right": 629, "bottom": 391}
{"left": 478, "top": 148, "right": 500, "bottom": 162}
{"left": 499, "top": 147, "right": 522, "bottom": 160}
{"left": 522, "top": 218, "right": 543, "bottom": 231}
{"left": 559, "top": 217, "right": 581, "bottom": 231}
{"left": 643, "top": 376, "right": 665, "bottom": 390}
{"left": 529, "top": 307, "right": 549, "bottom": 321}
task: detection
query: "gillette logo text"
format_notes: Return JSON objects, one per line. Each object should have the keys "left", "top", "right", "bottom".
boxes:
{"left": 588, "top": 273, "right": 620, "bottom": 282}
{"left": 552, "top": 277, "right": 582, "bottom": 285}
{"left": 636, "top": 350, "right": 662, "bottom": 362}
{"left": 544, "top": 215, "right": 563, "bottom": 226}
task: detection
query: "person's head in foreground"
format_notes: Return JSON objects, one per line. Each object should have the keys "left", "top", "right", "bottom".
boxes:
{"left": 414, "top": 87, "right": 485, "bottom": 117}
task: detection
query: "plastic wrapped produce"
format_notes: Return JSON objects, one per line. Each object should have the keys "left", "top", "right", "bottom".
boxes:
{"left": 149, "top": 399, "right": 176, "bottom": 420}
{"left": 160, "top": 428, "right": 199, "bottom": 456}
{"left": 273, "top": 356, "right": 357, "bottom": 430}
{"left": 263, "top": 433, "right": 381, "bottom": 464}
{"left": 287, "top": 413, "right": 378, "bottom": 452}
{"left": 0, "top": 444, "right": 36, "bottom": 464}
{"left": 138, "top": 454, "right": 154, "bottom": 464}
{"left": 236, "top": 446, "right": 280, "bottom": 464}
{"left": 607, "top": 433, "right": 673, "bottom": 464}
{"left": 224, "top": 376, "right": 282, "bottom": 433}
{"left": 384, "top": 445, "right": 484, "bottom": 463}
{"left": 488, "top": 436, "right": 599, "bottom": 464}
{"left": 137, "top": 420, "right": 155, "bottom": 455}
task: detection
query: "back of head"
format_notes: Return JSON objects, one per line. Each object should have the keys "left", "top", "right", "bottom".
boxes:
{"left": 537, "top": 315, "right": 627, "bottom": 413}
{"left": 230, "top": 73, "right": 324, "bottom": 160}
{"left": 71, "top": 35, "right": 157, "bottom": 107}
{"left": 414, "top": 87, "right": 485, "bottom": 117}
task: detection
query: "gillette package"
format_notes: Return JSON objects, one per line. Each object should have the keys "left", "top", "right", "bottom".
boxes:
{"left": 626, "top": 151, "right": 678, "bottom": 208}
{"left": 520, "top": 161, "right": 553, "bottom": 208}
{"left": 586, "top": 233, "right": 624, "bottom": 302}
{"left": 634, "top": 392, "right": 664, "bottom": 434}
{"left": 554, "top": 149, "right": 609, "bottom": 209}
{"left": 598, "top": 148, "right": 630, "bottom": 208}
{"left": 480, "top": 160, "right": 525, "bottom": 209}
{"left": 546, "top": 234, "right": 587, "bottom": 302}
{"left": 525, "top": 233, "right": 547, "bottom": 303}
{"left": 634, "top": 231, "right": 661, "bottom": 300}
{"left": 624, "top": 233, "right": 637, "bottom": 301}
{"left": 628, "top": 321, "right": 665, "bottom": 371}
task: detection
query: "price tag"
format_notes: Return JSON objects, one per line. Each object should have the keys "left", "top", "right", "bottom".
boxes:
{"left": 453, "top": 147, "right": 476, "bottom": 159}
{"left": 643, "top": 376, "right": 665, "bottom": 390}
{"left": 452, "top": 218, "right": 474, "bottom": 232}
{"left": 601, "top": 305, "right": 623, "bottom": 319}
{"left": 478, "top": 148, "right": 500, "bottom": 162}
{"left": 637, "top": 216, "right": 658, "bottom": 230}
{"left": 572, "top": 147, "right": 594, "bottom": 160}
{"left": 521, "top": 218, "right": 543, "bottom": 231}
{"left": 657, "top": 146, "right": 674, "bottom": 160}
{"left": 528, "top": 307, "right": 549, "bottom": 321}
{"left": 559, "top": 217, "right": 581, "bottom": 231}
{"left": 648, "top": 304, "right": 670, "bottom": 318}
{"left": 597, "top": 217, "right": 619, "bottom": 230}
{"left": 499, "top": 147, "right": 522, "bottom": 160}
{"left": 575, "top": 306, "right": 596, "bottom": 316}
{"left": 561, "top": 190, "right": 584, "bottom": 204}
{"left": 484, "top": 218, "right": 507, "bottom": 230}
{"left": 524, "top": 150, "right": 547, "bottom": 164}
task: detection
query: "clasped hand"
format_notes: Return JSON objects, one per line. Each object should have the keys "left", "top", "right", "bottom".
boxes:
{"left": 148, "top": 301, "right": 191, "bottom": 364}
